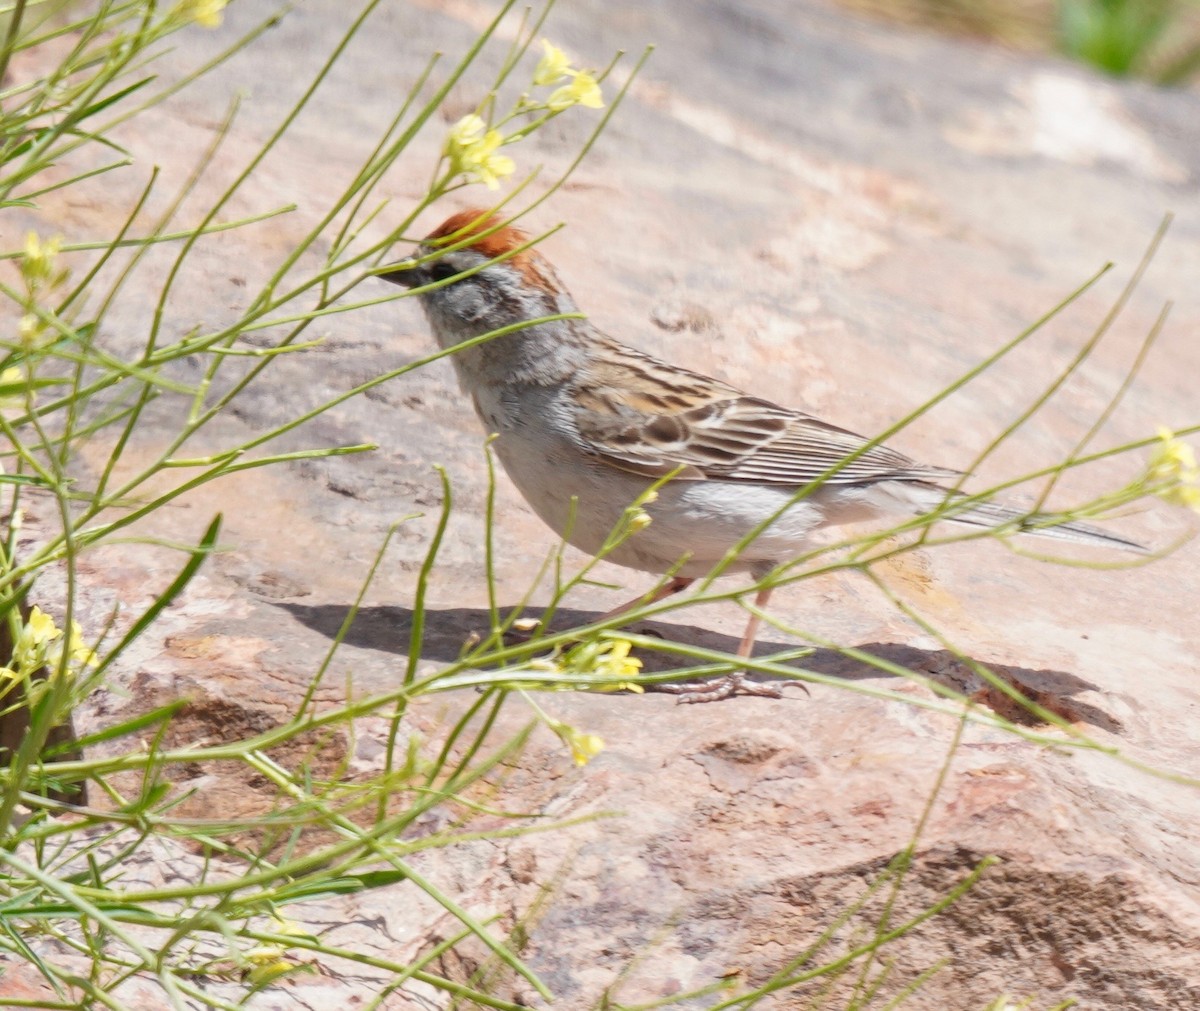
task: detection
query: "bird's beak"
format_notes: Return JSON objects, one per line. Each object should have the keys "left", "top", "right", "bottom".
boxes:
{"left": 377, "top": 258, "right": 426, "bottom": 289}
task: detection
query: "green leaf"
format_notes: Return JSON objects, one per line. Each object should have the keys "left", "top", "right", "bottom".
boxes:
{"left": 342, "top": 868, "right": 410, "bottom": 889}
{"left": 72, "top": 76, "right": 157, "bottom": 124}
{"left": 89, "top": 514, "right": 223, "bottom": 679}
{"left": 44, "top": 700, "right": 189, "bottom": 757}
{"left": 0, "top": 473, "right": 51, "bottom": 487}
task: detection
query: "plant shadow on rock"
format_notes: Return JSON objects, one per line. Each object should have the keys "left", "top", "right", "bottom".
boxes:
{"left": 279, "top": 601, "right": 1122, "bottom": 733}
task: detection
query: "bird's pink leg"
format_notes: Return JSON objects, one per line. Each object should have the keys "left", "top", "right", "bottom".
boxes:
{"left": 735, "top": 586, "right": 771, "bottom": 660}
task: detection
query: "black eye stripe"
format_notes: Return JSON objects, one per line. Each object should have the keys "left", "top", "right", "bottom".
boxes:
{"left": 430, "top": 261, "right": 459, "bottom": 282}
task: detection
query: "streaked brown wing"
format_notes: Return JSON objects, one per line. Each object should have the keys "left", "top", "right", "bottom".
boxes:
{"left": 573, "top": 339, "right": 958, "bottom": 487}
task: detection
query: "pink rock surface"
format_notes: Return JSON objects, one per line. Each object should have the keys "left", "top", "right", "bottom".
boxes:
{"left": 5, "top": 1, "right": 1200, "bottom": 1008}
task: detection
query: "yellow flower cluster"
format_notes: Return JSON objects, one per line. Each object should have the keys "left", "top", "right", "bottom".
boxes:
{"left": 527, "top": 637, "right": 647, "bottom": 767}
{"left": 550, "top": 720, "right": 606, "bottom": 766}
{"left": 170, "top": 0, "right": 226, "bottom": 28}
{"left": 1148, "top": 426, "right": 1200, "bottom": 512}
{"left": 532, "top": 40, "right": 572, "bottom": 86}
{"left": 621, "top": 488, "right": 656, "bottom": 535}
{"left": 1, "top": 606, "right": 97, "bottom": 686}
{"left": 444, "top": 115, "right": 515, "bottom": 191}
{"left": 243, "top": 916, "right": 313, "bottom": 985}
{"left": 441, "top": 40, "right": 603, "bottom": 192}
{"left": 534, "top": 40, "right": 604, "bottom": 111}
{"left": 20, "top": 233, "right": 65, "bottom": 290}
{"left": 0, "top": 366, "right": 27, "bottom": 410}
{"left": 627, "top": 507, "right": 652, "bottom": 533}
{"left": 17, "top": 232, "right": 69, "bottom": 350}
{"left": 565, "top": 636, "right": 644, "bottom": 693}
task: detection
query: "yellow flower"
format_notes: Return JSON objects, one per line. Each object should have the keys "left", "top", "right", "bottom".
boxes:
{"left": 24, "top": 607, "right": 59, "bottom": 647}
{"left": 444, "top": 114, "right": 516, "bottom": 190}
{"left": 566, "top": 637, "right": 644, "bottom": 693}
{"left": 472, "top": 148, "right": 515, "bottom": 190}
{"left": 172, "top": 0, "right": 226, "bottom": 27}
{"left": 20, "top": 232, "right": 67, "bottom": 292}
{"left": 51, "top": 620, "right": 98, "bottom": 670}
{"left": 532, "top": 41, "right": 602, "bottom": 110}
{"left": 568, "top": 730, "right": 604, "bottom": 766}
{"left": 595, "top": 638, "right": 642, "bottom": 680}
{"left": 237, "top": 914, "right": 315, "bottom": 983}
{"left": 551, "top": 721, "right": 605, "bottom": 766}
{"left": 23, "top": 232, "right": 58, "bottom": 274}
{"left": 628, "top": 508, "right": 652, "bottom": 532}
{"left": 243, "top": 946, "right": 295, "bottom": 985}
{"left": 446, "top": 113, "right": 486, "bottom": 151}
{"left": 0, "top": 366, "right": 26, "bottom": 410}
{"left": 1148, "top": 426, "right": 1200, "bottom": 512}
{"left": 13, "top": 606, "right": 62, "bottom": 673}
{"left": 11, "top": 608, "right": 98, "bottom": 675}
{"left": 533, "top": 39, "right": 572, "bottom": 85}
{"left": 1172, "top": 486, "right": 1200, "bottom": 511}
{"left": 17, "top": 310, "right": 59, "bottom": 350}
{"left": 547, "top": 71, "right": 604, "bottom": 112}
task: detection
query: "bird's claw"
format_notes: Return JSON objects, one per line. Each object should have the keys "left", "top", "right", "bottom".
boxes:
{"left": 650, "top": 671, "right": 810, "bottom": 704}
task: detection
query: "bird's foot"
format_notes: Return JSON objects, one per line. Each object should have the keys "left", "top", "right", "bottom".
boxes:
{"left": 650, "top": 671, "right": 810, "bottom": 704}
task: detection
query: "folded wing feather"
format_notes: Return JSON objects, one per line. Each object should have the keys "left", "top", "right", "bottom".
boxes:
{"left": 573, "top": 339, "right": 958, "bottom": 487}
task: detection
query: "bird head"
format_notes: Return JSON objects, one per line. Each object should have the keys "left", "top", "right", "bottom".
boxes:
{"left": 379, "top": 209, "right": 575, "bottom": 342}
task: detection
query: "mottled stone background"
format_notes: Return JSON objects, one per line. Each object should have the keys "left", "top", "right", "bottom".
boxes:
{"left": 5, "top": 1, "right": 1200, "bottom": 1007}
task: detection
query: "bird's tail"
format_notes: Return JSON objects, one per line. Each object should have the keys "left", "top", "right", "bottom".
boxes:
{"left": 889, "top": 482, "right": 1147, "bottom": 553}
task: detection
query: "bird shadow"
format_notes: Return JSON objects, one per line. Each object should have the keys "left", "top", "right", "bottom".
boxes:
{"left": 277, "top": 601, "right": 1121, "bottom": 733}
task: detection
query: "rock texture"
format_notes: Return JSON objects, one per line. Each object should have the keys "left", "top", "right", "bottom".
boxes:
{"left": 5, "top": 1, "right": 1200, "bottom": 1008}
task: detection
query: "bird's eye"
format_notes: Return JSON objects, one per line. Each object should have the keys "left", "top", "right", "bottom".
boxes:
{"left": 429, "top": 261, "right": 459, "bottom": 283}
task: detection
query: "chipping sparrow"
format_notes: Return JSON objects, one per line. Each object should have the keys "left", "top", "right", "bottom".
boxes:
{"left": 381, "top": 209, "right": 1144, "bottom": 701}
